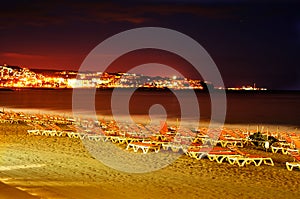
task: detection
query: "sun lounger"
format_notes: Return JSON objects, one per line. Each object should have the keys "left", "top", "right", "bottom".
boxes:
{"left": 27, "top": 129, "right": 40, "bottom": 136}
{"left": 227, "top": 146, "right": 274, "bottom": 167}
{"left": 286, "top": 154, "right": 300, "bottom": 171}
{"left": 286, "top": 148, "right": 299, "bottom": 154}
{"left": 246, "top": 155, "right": 274, "bottom": 166}
{"left": 40, "top": 130, "right": 57, "bottom": 136}
{"left": 55, "top": 131, "right": 64, "bottom": 137}
{"left": 108, "top": 136, "right": 146, "bottom": 144}
{"left": 182, "top": 143, "right": 203, "bottom": 155}
{"left": 193, "top": 134, "right": 209, "bottom": 143}
{"left": 218, "top": 134, "right": 244, "bottom": 148}
{"left": 223, "top": 139, "right": 244, "bottom": 148}
{"left": 186, "top": 147, "right": 229, "bottom": 160}
{"left": 87, "top": 134, "right": 107, "bottom": 142}
{"left": 286, "top": 162, "right": 300, "bottom": 171}
{"left": 186, "top": 148, "right": 208, "bottom": 160}
{"left": 201, "top": 138, "right": 219, "bottom": 146}
{"left": 206, "top": 151, "right": 241, "bottom": 163}
{"left": 126, "top": 142, "right": 160, "bottom": 154}
{"left": 109, "top": 135, "right": 125, "bottom": 144}
{"left": 227, "top": 155, "right": 274, "bottom": 167}
{"left": 124, "top": 137, "right": 147, "bottom": 144}
{"left": 161, "top": 142, "right": 187, "bottom": 152}
{"left": 66, "top": 131, "right": 85, "bottom": 139}
{"left": 271, "top": 146, "right": 299, "bottom": 155}
{"left": 271, "top": 146, "right": 289, "bottom": 154}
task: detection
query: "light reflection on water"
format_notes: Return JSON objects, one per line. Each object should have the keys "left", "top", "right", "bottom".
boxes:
{"left": 0, "top": 89, "right": 299, "bottom": 126}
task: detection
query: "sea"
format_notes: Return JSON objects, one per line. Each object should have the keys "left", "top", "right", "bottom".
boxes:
{"left": 0, "top": 88, "right": 299, "bottom": 127}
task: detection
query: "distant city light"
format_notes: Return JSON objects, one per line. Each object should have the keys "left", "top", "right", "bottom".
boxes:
{"left": 0, "top": 64, "right": 267, "bottom": 90}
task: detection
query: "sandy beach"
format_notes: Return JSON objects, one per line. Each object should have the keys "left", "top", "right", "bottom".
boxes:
{"left": 0, "top": 119, "right": 300, "bottom": 199}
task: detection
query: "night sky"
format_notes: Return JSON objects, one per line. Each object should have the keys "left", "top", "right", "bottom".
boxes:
{"left": 0, "top": 0, "right": 299, "bottom": 90}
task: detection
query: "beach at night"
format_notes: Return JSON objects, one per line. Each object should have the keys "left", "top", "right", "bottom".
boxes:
{"left": 1, "top": 0, "right": 300, "bottom": 198}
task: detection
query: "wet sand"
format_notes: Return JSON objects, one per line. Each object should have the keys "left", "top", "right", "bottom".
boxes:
{"left": 0, "top": 123, "right": 300, "bottom": 199}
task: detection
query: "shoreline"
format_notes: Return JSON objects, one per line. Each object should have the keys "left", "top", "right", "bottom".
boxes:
{"left": 1, "top": 107, "right": 300, "bottom": 129}
{"left": 1, "top": 86, "right": 300, "bottom": 92}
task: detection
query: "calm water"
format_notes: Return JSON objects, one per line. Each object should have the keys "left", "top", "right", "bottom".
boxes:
{"left": 0, "top": 89, "right": 299, "bottom": 126}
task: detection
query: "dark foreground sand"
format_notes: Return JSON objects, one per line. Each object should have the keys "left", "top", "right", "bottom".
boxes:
{"left": 0, "top": 123, "right": 300, "bottom": 199}
{"left": 0, "top": 182, "right": 39, "bottom": 199}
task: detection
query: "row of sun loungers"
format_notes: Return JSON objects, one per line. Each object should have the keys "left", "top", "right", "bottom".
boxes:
{"left": 0, "top": 111, "right": 74, "bottom": 125}
{"left": 185, "top": 146, "right": 274, "bottom": 167}
{"left": 25, "top": 123, "right": 284, "bottom": 168}
{"left": 27, "top": 129, "right": 62, "bottom": 136}
{"left": 283, "top": 132, "right": 300, "bottom": 169}
{"left": 162, "top": 142, "right": 189, "bottom": 153}
{"left": 1, "top": 110, "right": 297, "bottom": 170}
{"left": 227, "top": 155, "right": 274, "bottom": 167}
{"left": 207, "top": 151, "right": 240, "bottom": 164}
{"left": 271, "top": 146, "right": 299, "bottom": 155}
{"left": 226, "top": 147, "right": 274, "bottom": 167}
{"left": 126, "top": 142, "right": 161, "bottom": 154}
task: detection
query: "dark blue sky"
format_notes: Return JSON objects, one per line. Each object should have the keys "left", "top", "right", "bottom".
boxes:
{"left": 0, "top": 0, "right": 299, "bottom": 89}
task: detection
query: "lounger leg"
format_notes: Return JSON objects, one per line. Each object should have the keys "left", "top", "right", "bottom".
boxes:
{"left": 264, "top": 158, "right": 274, "bottom": 166}
{"left": 196, "top": 153, "right": 207, "bottom": 160}
{"left": 221, "top": 141, "right": 227, "bottom": 147}
{"left": 142, "top": 147, "right": 149, "bottom": 154}
{"left": 244, "top": 159, "right": 252, "bottom": 165}
{"left": 192, "top": 153, "right": 198, "bottom": 159}
{"left": 133, "top": 146, "right": 139, "bottom": 152}
{"left": 194, "top": 153, "right": 200, "bottom": 160}
{"left": 237, "top": 159, "right": 247, "bottom": 167}
{"left": 286, "top": 163, "right": 293, "bottom": 171}
{"left": 253, "top": 159, "right": 263, "bottom": 166}
{"left": 213, "top": 155, "right": 222, "bottom": 163}
{"left": 282, "top": 149, "right": 288, "bottom": 155}
{"left": 155, "top": 147, "right": 160, "bottom": 153}
{"left": 218, "top": 156, "right": 227, "bottom": 163}
{"left": 227, "top": 158, "right": 236, "bottom": 165}
{"left": 207, "top": 155, "right": 215, "bottom": 162}
{"left": 126, "top": 144, "right": 131, "bottom": 151}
